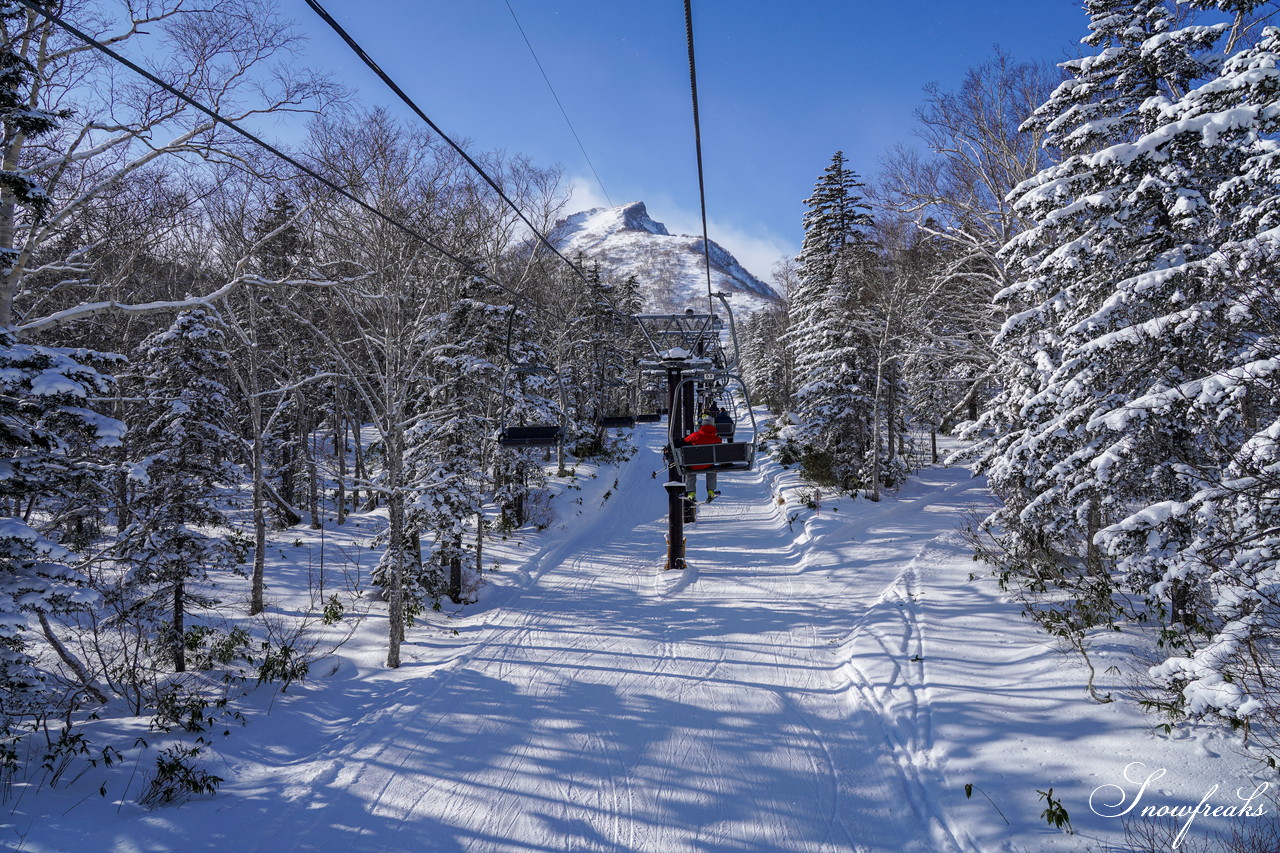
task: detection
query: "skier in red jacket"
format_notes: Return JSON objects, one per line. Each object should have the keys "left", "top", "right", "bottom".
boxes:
{"left": 682, "top": 415, "right": 723, "bottom": 502}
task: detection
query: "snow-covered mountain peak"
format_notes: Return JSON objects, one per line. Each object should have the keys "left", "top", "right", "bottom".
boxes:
{"left": 549, "top": 201, "right": 782, "bottom": 314}
{"left": 553, "top": 201, "right": 669, "bottom": 248}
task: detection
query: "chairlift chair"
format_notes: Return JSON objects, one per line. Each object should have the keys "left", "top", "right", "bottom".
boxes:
{"left": 497, "top": 363, "right": 564, "bottom": 448}
{"left": 707, "top": 393, "right": 738, "bottom": 440}
{"left": 667, "top": 370, "right": 758, "bottom": 476}
{"left": 632, "top": 372, "right": 668, "bottom": 424}
{"left": 597, "top": 378, "right": 637, "bottom": 430}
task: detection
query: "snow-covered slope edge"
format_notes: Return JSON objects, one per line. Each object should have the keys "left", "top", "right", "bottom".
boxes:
{"left": 756, "top": 437, "right": 1268, "bottom": 852}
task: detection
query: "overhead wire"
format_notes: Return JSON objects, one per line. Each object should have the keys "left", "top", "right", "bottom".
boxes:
{"left": 503, "top": 0, "right": 613, "bottom": 209}
{"left": 9, "top": 0, "right": 518, "bottom": 301}
{"left": 683, "top": 0, "right": 716, "bottom": 316}
{"left": 302, "top": 0, "right": 594, "bottom": 289}
{"left": 22, "top": 0, "right": 640, "bottom": 333}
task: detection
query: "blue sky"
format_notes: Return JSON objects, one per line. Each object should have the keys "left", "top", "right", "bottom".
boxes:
{"left": 289, "top": 0, "right": 1089, "bottom": 282}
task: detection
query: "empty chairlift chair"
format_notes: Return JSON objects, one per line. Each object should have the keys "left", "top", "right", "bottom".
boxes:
{"left": 597, "top": 380, "right": 638, "bottom": 430}
{"left": 633, "top": 375, "right": 666, "bottom": 423}
{"left": 497, "top": 364, "right": 564, "bottom": 448}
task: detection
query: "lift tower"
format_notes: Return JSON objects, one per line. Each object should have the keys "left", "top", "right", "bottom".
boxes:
{"left": 634, "top": 302, "right": 752, "bottom": 570}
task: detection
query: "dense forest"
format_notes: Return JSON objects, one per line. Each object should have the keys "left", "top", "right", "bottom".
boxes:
{"left": 747, "top": 0, "right": 1280, "bottom": 769}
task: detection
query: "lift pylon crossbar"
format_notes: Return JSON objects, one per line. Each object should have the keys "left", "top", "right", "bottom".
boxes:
{"left": 634, "top": 311, "right": 723, "bottom": 361}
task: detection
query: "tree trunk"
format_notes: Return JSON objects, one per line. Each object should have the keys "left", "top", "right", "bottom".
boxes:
{"left": 1085, "top": 501, "right": 1105, "bottom": 578}
{"left": 887, "top": 360, "right": 899, "bottom": 463}
{"left": 353, "top": 420, "right": 372, "bottom": 509}
{"left": 385, "top": 435, "right": 406, "bottom": 667}
{"left": 870, "top": 351, "right": 884, "bottom": 503}
{"left": 38, "top": 612, "right": 107, "bottom": 704}
{"left": 262, "top": 476, "right": 303, "bottom": 526}
{"left": 449, "top": 532, "right": 463, "bottom": 604}
{"left": 0, "top": 111, "right": 25, "bottom": 328}
{"left": 281, "top": 416, "right": 297, "bottom": 506}
{"left": 301, "top": 390, "right": 320, "bottom": 528}
{"left": 334, "top": 386, "right": 347, "bottom": 525}
{"left": 173, "top": 577, "right": 186, "bottom": 673}
{"left": 114, "top": 424, "right": 132, "bottom": 531}
{"left": 251, "top": 434, "right": 267, "bottom": 615}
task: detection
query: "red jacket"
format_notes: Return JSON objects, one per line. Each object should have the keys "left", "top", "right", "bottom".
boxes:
{"left": 682, "top": 423, "right": 722, "bottom": 470}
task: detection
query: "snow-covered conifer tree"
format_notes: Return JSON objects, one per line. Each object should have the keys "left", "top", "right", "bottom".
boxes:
{"left": 1078, "top": 17, "right": 1280, "bottom": 740}
{"left": 785, "top": 152, "right": 879, "bottom": 487}
{"left": 0, "top": 333, "right": 122, "bottom": 740}
{"left": 742, "top": 306, "right": 792, "bottom": 415}
{"left": 0, "top": 6, "right": 120, "bottom": 745}
{"left": 122, "top": 310, "right": 239, "bottom": 673}
{"left": 403, "top": 277, "right": 511, "bottom": 605}
{"left": 976, "top": 1, "right": 1280, "bottom": 720}
{"left": 975, "top": 0, "right": 1225, "bottom": 577}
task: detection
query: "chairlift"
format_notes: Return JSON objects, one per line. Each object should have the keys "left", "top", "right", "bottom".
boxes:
{"left": 497, "top": 364, "right": 564, "bottom": 448}
{"left": 597, "top": 378, "right": 637, "bottom": 430}
{"left": 667, "top": 369, "right": 758, "bottom": 476}
{"left": 632, "top": 373, "right": 667, "bottom": 424}
{"left": 704, "top": 392, "right": 738, "bottom": 440}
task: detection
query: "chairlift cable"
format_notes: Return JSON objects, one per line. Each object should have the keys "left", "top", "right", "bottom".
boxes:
{"left": 13, "top": 0, "right": 516, "bottom": 302}
{"left": 304, "top": 0, "right": 595, "bottom": 290}
{"left": 683, "top": 0, "right": 715, "bottom": 317}
{"left": 503, "top": 0, "right": 613, "bottom": 209}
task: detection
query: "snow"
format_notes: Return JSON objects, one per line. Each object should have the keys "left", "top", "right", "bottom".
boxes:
{"left": 28, "top": 369, "right": 85, "bottom": 398}
{"left": 2, "top": 425, "right": 1267, "bottom": 852}
{"left": 548, "top": 201, "right": 782, "bottom": 313}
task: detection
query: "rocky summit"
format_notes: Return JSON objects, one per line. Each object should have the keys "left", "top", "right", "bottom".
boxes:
{"left": 547, "top": 201, "right": 782, "bottom": 314}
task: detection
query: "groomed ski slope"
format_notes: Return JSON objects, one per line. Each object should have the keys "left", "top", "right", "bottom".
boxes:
{"left": 247, "top": 433, "right": 988, "bottom": 853}
{"left": 12, "top": 423, "right": 1265, "bottom": 852}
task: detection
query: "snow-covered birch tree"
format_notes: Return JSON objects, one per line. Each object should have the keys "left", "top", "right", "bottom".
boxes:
{"left": 879, "top": 51, "right": 1060, "bottom": 427}
{"left": 2, "top": 0, "right": 333, "bottom": 336}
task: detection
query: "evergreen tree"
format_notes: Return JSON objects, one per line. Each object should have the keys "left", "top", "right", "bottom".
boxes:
{"left": 742, "top": 306, "right": 792, "bottom": 415}
{"left": 122, "top": 310, "right": 239, "bottom": 673}
{"left": 0, "top": 333, "right": 121, "bottom": 735}
{"left": 1080, "top": 17, "right": 1280, "bottom": 738}
{"left": 974, "top": 0, "right": 1224, "bottom": 577}
{"left": 0, "top": 8, "right": 116, "bottom": 742}
{"left": 402, "top": 277, "right": 508, "bottom": 605}
{"left": 974, "top": 0, "right": 1280, "bottom": 714}
{"left": 785, "top": 152, "right": 879, "bottom": 488}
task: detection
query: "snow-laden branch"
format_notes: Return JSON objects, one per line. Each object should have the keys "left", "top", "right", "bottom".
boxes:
{"left": 14, "top": 273, "right": 347, "bottom": 333}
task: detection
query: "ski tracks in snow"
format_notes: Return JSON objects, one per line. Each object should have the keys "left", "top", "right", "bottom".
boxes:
{"left": 244, "top": 429, "right": 994, "bottom": 853}
{"left": 757, "top": 467, "right": 987, "bottom": 853}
